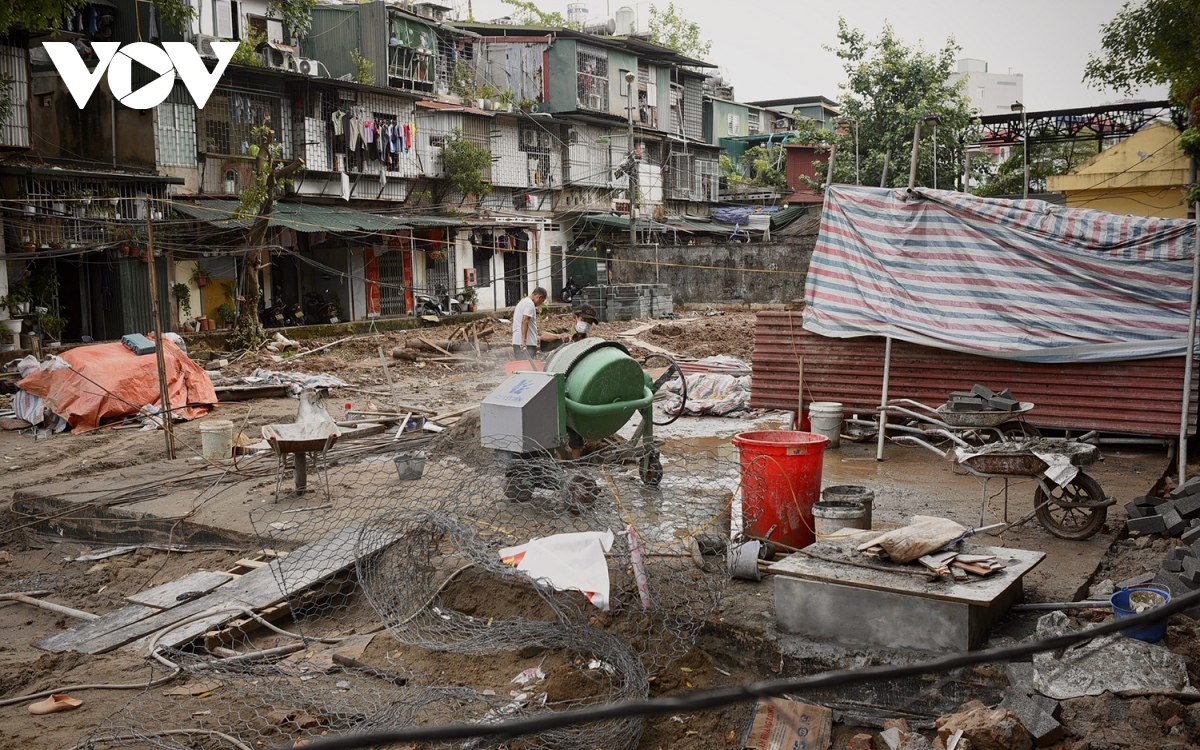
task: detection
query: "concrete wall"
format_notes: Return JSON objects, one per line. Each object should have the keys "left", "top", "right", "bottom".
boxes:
{"left": 608, "top": 238, "right": 816, "bottom": 305}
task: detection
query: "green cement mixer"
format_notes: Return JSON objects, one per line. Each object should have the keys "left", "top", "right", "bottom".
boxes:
{"left": 480, "top": 339, "right": 686, "bottom": 498}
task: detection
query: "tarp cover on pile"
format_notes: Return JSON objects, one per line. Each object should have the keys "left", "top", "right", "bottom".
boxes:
{"left": 18, "top": 338, "right": 218, "bottom": 433}
{"left": 804, "top": 186, "right": 1198, "bottom": 362}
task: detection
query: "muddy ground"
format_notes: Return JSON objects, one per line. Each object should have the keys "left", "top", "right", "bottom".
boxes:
{"left": 0, "top": 309, "right": 1195, "bottom": 750}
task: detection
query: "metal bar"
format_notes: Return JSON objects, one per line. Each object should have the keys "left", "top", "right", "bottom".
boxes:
{"left": 146, "top": 196, "right": 176, "bottom": 460}
{"left": 566, "top": 387, "right": 654, "bottom": 416}
{"left": 1181, "top": 181, "right": 1200, "bottom": 484}
{"left": 1012, "top": 601, "right": 1111, "bottom": 611}
{"left": 876, "top": 336, "right": 893, "bottom": 461}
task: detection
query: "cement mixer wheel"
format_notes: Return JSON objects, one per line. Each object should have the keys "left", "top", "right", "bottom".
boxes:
{"left": 640, "top": 452, "right": 664, "bottom": 487}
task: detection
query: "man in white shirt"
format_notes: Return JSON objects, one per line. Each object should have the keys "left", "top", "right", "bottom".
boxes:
{"left": 511, "top": 287, "right": 547, "bottom": 362}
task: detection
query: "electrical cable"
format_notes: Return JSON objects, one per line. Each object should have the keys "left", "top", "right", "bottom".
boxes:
{"left": 283, "top": 584, "right": 1200, "bottom": 749}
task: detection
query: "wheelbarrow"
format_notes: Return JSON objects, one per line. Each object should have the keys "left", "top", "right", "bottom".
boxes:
{"left": 884, "top": 398, "right": 1040, "bottom": 446}
{"left": 951, "top": 440, "right": 1113, "bottom": 540}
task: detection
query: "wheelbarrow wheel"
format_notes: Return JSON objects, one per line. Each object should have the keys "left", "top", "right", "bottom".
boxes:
{"left": 1034, "top": 472, "right": 1107, "bottom": 540}
{"left": 998, "top": 420, "right": 1042, "bottom": 443}
{"left": 640, "top": 451, "right": 664, "bottom": 487}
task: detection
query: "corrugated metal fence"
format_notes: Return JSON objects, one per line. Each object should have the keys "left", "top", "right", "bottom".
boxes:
{"left": 750, "top": 311, "right": 1199, "bottom": 438}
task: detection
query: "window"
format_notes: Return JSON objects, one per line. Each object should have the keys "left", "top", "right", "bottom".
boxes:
{"left": 246, "top": 15, "right": 267, "bottom": 40}
{"left": 197, "top": 89, "right": 288, "bottom": 158}
{"left": 215, "top": 0, "right": 240, "bottom": 39}
{"left": 157, "top": 102, "right": 196, "bottom": 167}
{"left": 576, "top": 46, "right": 609, "bottom": 112}
{"left": 727, "top": 113, "right": 740, "bottom": 134}
{"left": 697, "top": 158, "right": 719, "bottom": 202}
{"left": 519, "top": 122, "right": 552, "bottom": 187}
{"left": 747, "top": 111, "right": 761, "bottom": 135}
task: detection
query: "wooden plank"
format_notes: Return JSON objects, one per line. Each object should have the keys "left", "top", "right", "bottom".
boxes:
{"left": 126, "top": 571, "right": 233, "bottom": 608}
{"left": 33, "top": 605, "right": 160, "bottom": 653}
{"left": 214, "top": 384, "right": 289, "bottom": 402}
{"left": 416, "top": 337, "right": 455, "bottom": 357}
{"left": 82, "top": 525, "right": 396, "bottom": 655}
{"left": 233, "top": 559, "right": 269, "bottom": 570}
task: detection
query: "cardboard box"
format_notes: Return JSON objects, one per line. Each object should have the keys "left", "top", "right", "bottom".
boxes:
{"left": 741, "top": 698, "right": 832, "bottom": 750}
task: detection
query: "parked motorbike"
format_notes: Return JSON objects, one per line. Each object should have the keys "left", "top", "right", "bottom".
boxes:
{"left": 561, "top": 277, "right": 582, "bottom": 303}
{"left": 260, "top": 297, "right": 288, "bottom": 328}
{"left": 283, "top": 302, "right": 305, "bottom": 327}
{"left": 304, "top": 290, "right": 340, "bottom": 325}
{"left": 413, "top": 284, "right": 463, "bottom": 318}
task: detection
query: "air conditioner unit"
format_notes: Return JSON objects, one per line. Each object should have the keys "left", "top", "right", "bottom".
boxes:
{"left": 463, "top": 268, "right": 478, "bottom": 286}
{"left": 262, "top": 46, "right": 295, "bottom": 71}
{"left": 194, "top": 34, "right": 220, "bottom": 58}
{"left": 296, "top": 58, "right": 322, "bottom": 77}
{"left": 774, "top": 118, "right": 791, "bottom": 129}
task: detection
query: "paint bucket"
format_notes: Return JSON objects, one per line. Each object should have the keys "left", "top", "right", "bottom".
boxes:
{"left": 807, "top": 402, "right": 844, "bottom": 449}
{"left": 732, "top": 431, "right": 830, "bottom": 550}
{"left": 199, "top": 420, "right": 234, "bottom": 460}
{"left": 394, "top": 452, "right": 426, "bottom": 481}
{"left": 1110, "top": 587, "right": 1171, "bottom": 643}
{"left": 729, "top": 540, "right": 761, "bottom": 581}
{"left": 822, "top": 485, "right": 875, "bottom": 530}
{"left": 812, "top": 499, "right": 868, "bottom": 536}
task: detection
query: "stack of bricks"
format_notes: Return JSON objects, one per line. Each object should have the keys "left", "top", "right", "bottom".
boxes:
{"left": 947, "top": 384, "right": 1020, "bottom": 413}
{"left": 1125, "top": 478, "right": 1200, "bottom": 543}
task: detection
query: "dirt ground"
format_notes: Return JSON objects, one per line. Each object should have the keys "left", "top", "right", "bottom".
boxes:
{"left": 0, "top": 308, "right": 1194, "bottom": 750}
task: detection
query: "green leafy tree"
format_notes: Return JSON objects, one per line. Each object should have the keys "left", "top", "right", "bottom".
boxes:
{"left": 721, "top": 145, "right": 788, "bottom": 190}
{"left": 351, "top": 48, "right": 375, "bottom": 85}
{"left": 230, "top": 24, "right": 266, "bottom": 67}
{"left": 975, "top": 136, "right": 1100, "bottom": 197}
{"left": 1085, "top": 0, "right": 1197, "bottom": 199}
{"left": 3, "top": 0, "right": 313, "bottom": 39}
{"left": 793, "top": 19, "right": 977, "bottom": 191}
{"left": 500, "top": 0, "right": 569, "bottom": 27}
{"left": 439, "top": 128, "right": 493, "bottom": 204}
{"left": 647, "top": 2, "right": 711, "bottom": 60}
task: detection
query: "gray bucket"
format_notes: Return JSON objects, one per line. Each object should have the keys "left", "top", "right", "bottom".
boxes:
{"left": 729, "top": 540, "right": 762, "bottom": 581}
{"left": 394, "top": 452, "right": 426, "bottom": 481}
{"left": 808, "top": 401, "right": 844, "bottom": 449}
{"left": 821, "top": 485, "right": 874, "bottom": 530}
{"left": 813, "top": 499, "right": 868, "bottom": 536}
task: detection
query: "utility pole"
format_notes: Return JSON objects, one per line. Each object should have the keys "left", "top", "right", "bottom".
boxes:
{"left": 145, "top": 195, "right": 176, "bottom": 459}
{"left": 626, "top": 71, "right": 637, "bottom": 248}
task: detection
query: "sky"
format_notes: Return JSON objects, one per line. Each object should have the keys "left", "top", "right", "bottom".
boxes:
{"left": 457, "top": 0, "right": 1169, "bottom": 110}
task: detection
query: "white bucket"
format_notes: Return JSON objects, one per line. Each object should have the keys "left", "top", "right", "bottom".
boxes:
{"left": 199, "top": 420, "right": 234, "bottom": 460}
{"left": 813, "top": 499, "right": 868, "bottom": 536}
{"left": 808, "top": 401, "right": 844, "bottom": 449}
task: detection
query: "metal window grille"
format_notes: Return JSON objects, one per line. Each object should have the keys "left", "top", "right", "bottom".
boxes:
{"left": 157, "top": 102, "right": 197, "bottom": 167}
{"left": 8, "top": 178, "right": 164, "bottom": 250}
{"left": 0, "top": 44, "right": 30, "bottom": 148}
{"left": 576, "top": 47, "right": 609, "bottom": 112}
{"left": 197, "top": 89, "right": 289, "bottom": 158}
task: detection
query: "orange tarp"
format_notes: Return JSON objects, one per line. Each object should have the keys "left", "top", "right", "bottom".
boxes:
{"left": 18, "top": 338, "right": 218, "bottom": 433}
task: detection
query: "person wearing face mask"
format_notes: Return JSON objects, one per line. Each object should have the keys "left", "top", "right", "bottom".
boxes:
{"left": 540, "top": 304, "right": 600, "bottom": 351}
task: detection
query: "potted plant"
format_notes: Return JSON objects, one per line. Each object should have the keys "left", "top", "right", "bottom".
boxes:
{"left": 36, "top": 309, "right": 66, "bottom": 346}
{"left": 192, "top": 266, "right": 212, "bottom": 288}
{"left": 458, "top": 285, "right": 478, "bottom": 312}
{"left": 217, "top": 302, "right": 237, "bottom": 329}
{"left": 172, "top": 282, "right": 193, "bottom": 328}
{"left": 6, "top": 278, "right": 32, "bottom": 317}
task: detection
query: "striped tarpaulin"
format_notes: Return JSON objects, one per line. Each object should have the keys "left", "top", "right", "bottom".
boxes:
{"left": 803, "top": 186, "right": 1198, "bottom": 362}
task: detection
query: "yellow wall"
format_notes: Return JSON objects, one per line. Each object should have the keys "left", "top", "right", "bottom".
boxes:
{"left": 1047, "top": 122, "right": 1190, "bottom": 219}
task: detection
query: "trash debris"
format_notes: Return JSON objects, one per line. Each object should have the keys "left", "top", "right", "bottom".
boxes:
{"left": 215, "top": 369, "right": 349, "bottom": 398}
{"left": 740, "top": 697, "right": 831, "bottom": 750}
{"left": 664, "top": 371, "right": 753, "bottom": 417}
{"left": 499, "top": 530, "right": 615, "bottom": 610}
{"left": 510, "top": 666, "right": 545, "bottom": 686}
{"left": 935, "top": 700, "right": 1031, "bottom": 750}
{"left": 28, "top": 694, "right": 83, "bottom": 714}
{"left": 1031, "top": 611, "right": 1197, "bottom": 699}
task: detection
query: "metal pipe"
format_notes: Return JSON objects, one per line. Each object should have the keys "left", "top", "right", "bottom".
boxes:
{"left": 1012, "top": 601, "right": 1111, "bottom": 611}
{"left": 876, "top": 336, "right": 893, "bottom": 461}
{"left": 0, "top": 592, "right": 98, "bottom": 621}
{"left": 1101, "top": 437, "right": 1173, "bottom": 446}
{"left": 908, "top": 122, "right": 922, "bottom": 190}
{"left": 1180, "top": 181, "right": 1200, "bottom": 484}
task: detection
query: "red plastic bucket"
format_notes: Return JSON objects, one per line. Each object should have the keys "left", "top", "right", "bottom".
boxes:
{"left": 732, "top": 430, "right": 830, "bottom": 550}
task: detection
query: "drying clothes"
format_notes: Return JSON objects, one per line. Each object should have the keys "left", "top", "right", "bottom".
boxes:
{"left": 364, "top": 120, "right": 376, "bottom": 144}
{"left": 331, "top": 109, "right": 344, "bottom": 136}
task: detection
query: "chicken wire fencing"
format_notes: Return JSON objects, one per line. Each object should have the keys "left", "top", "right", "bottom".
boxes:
{"left": 83, "top": 416, "right": 771, "bottom": 750}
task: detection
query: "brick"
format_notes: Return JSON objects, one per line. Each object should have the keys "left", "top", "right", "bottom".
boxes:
{"left": 1029, "top": 693, "right": 1061, "bottom": 720}
{"left": 1183, "top": 524, "right": 1200, "bottom": 546}
{"left": 1164, "top": 558, "right": 1184, "bottom": 573}
{"left": 1127, "top": 514, "right": 1167, "bottom": 534}
{"left": 1171, "top": 546, "right": 1193, "bottom": 560}
{"left": 1125, "top": 501, "right": 1150, "bottom": 519}
{"left": 1117, "top": 572, "right": 1156, "bottom": 589}
{"left": 1005, "top": 662, "right": 1035, "bottom": 689}
{"left": 1162, "top": 507, "right": 1187, "bottom": 536}
{"left": 1182, "top": 557, "right": 1200, "bottom": 585}
{"left": 1000, "top": 691, "right": 1065, "bottom": 747}
{"left": 1152, "top": 572, "right": 1182, "bottom": 596}
{"left": 1140, "top": 494, "right": 1173, "bottom": 507}
{"left": 1189, "top": 539, "right": 1200, "bottom": 558}
{"left": 1174, "top": 493, "right": 1200, "bottom": 519}
{"left": 1171, "top": 476, "right": 1200, "bottom": 498}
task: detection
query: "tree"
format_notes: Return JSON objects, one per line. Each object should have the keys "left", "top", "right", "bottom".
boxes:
{"left": 500, "top": 0, "right": 569, "bottom": 27}
{"left": 3, "top": 0, "right": 313, "bottom": 40}
{"left": 647, "top": 2, "right": 711, "bottom": 60}
{"left": 439, "top": 128, "right": 492, "bottom": 205}
{"left": 1085, "top": 0, "right": 1198, "bottom": 199}
{"left": 793, "top": 19, "right": 977, "bottom": 191}
{"left": 974, "top": 137, "right": 1100, "bottom": 197}
{"left": 232, "top": 123, "right": 304, "bottom": 349}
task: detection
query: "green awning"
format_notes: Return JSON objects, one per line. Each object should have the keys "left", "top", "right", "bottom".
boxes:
{"left": 771, "top": 204, "right": 811, "bottom": 229}
{"left": 171, "top": 200, "right": 411, "bottom": 233}
{"left": 579, "top": 213, "right": 673, "bottom": 232}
